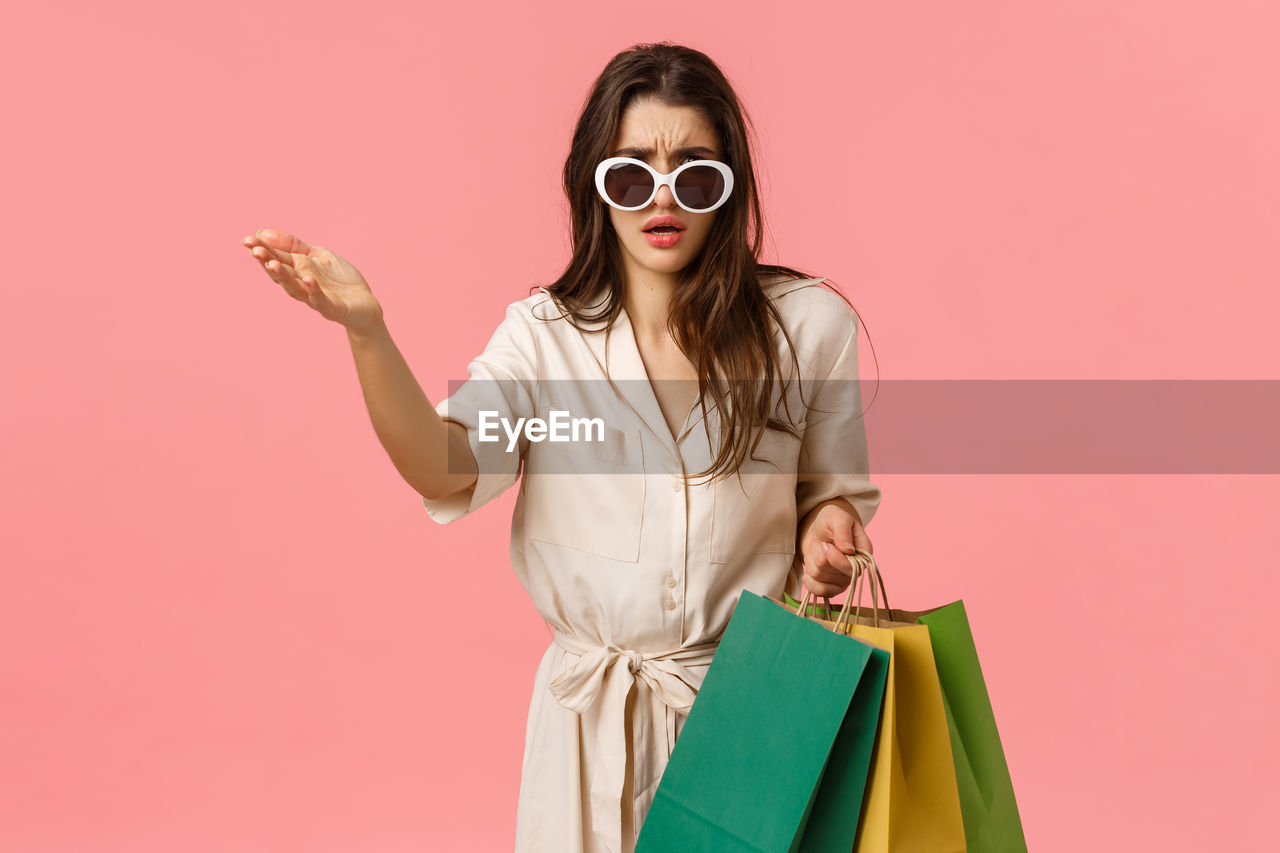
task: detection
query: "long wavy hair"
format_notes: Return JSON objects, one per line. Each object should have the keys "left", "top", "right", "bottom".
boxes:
{"left": 541, "top": 42, "right": 863, "bottom": 484}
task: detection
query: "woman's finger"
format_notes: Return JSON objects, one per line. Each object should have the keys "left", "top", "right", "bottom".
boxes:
{"left": 815, "top": 542, "right": 853, "bottom": 581}
{"left": 803, "top": 542, "right": 852, "bottom": 593}
{"left": 830, "top": 517, "right": 857, "bottom": 554}
{"left": 801, "top": 540, "right": 830, "bottom": 583}
{"left": 249, "top": 244, "right": 292, "bottom": 270}
{"left": 802, "top": 573, "right": 846, "bottom": 598}
{"left": 802, "top": 539, "right": 846, "bottom": 578}
{"left": 254, "top": 228, "right": 315, "bottom": 255}
{"left": 293, "top": 253, "right": 323, "bottom": 282}
{"left": 260, "top": 254, "right": 308, "bottom": 301}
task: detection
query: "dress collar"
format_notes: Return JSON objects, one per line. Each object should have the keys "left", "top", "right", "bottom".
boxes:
{"left": 532, "top": 275, "right": 824, "bottom": 456}
{"left": 536, "top": 286, "right": 702, "bottom": 457}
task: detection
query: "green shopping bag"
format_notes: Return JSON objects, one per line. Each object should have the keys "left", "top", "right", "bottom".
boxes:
{"left": 635, "top": 589, "right": 889, "bottom": 853}
{"left": 914, "top": 601, "right": 1028, "bottom": 853}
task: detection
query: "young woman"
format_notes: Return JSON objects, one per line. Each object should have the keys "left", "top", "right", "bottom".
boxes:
{"left": 243, "top": 42, "right": 880, "bottom": 853}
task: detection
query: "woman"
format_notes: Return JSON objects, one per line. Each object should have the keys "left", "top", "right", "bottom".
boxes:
{"left": 243, "top": 42, "right": 880, "bottom": 853}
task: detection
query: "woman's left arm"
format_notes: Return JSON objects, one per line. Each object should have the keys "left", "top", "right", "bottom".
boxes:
{"left": 791, "top": 297, "right": 881, "bottom": 599}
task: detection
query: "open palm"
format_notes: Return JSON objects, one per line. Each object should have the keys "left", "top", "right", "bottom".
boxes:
{"left": 243, "top": 228, "right": 382, "bottom": 331}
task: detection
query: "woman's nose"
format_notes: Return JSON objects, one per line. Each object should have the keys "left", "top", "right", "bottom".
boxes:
{"left": 652, "top": 183, "right": 677, "bottom": 208}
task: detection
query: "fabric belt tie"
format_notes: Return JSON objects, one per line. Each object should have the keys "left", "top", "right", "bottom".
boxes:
{"left": 548, "top": 631, "right": 721, "bottom": 853}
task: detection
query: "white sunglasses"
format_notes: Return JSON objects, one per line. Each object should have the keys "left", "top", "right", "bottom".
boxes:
{"left": 594, "top": 157, "right": 735, "bottom": 213}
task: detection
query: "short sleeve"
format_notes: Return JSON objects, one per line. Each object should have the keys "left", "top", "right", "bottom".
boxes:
{"left": 421, "top": 301, "right": 538, "bottom": 525}
{"left": 794, "top": 307, "right": 882, "bottom": 531}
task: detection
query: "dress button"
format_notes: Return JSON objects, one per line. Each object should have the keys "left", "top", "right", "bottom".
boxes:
{"left": 665, "top": 575, "right": 677, "bottom": 588}
{"left": 664, "top": 596, "right": 677, "bottom": 610}
{"left": 671, "top": 478, "right": 683, "bottom": 492}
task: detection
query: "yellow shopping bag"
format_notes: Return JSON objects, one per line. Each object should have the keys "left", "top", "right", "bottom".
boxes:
{"left": 789, "top": 552, "right": 967, "bottom": 853}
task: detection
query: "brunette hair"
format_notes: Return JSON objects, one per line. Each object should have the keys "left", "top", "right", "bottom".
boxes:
{"left": 542, "top": 41, "right": 864, "bottom": 484}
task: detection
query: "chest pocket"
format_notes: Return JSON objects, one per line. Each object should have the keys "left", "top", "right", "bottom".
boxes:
{"left": 709, "top": 424, "right": 804, "bottom": 563}
{"left": 523, "top": 424, "right": 646, "bottom": 562}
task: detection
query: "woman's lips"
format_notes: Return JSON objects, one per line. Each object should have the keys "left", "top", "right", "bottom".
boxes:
{"left": 644, "top": 228, "right": 683, "bottom": 248}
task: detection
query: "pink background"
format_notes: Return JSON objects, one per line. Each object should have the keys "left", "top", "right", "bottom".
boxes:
{"left": 3, "top": 1, "right": 1277, "bottom": 850}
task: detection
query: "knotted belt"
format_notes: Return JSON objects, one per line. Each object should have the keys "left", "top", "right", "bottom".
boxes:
{"left": 547, "top": 631, "right": 721, "bottom": 853}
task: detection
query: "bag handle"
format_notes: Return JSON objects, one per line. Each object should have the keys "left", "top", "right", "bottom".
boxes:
{"left": 791, "top": 549, "right": 891, "bottom": 633}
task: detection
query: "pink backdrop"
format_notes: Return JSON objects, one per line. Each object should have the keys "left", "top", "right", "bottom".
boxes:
{"left": 3, "top": 1, "right": 1277, "bottom": 850}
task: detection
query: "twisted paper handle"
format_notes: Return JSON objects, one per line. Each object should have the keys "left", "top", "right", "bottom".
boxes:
{"left": 792, "top": 549, "right": 891, "bottom": 633}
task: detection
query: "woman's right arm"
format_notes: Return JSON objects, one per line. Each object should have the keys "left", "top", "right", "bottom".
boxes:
{"left": 346, "top": 317, "right": 478, "bottom": 502}
{"left": 244, "top": 227, "right": 476, "bottom": 503}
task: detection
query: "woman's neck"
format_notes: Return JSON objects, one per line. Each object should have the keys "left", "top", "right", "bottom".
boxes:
{"left": 622, "top": 270, "right": 678, "bottom": 341}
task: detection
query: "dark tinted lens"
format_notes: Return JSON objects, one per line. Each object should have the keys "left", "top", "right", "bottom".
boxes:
{"left": 674, "top": 165, "right": 726, "bottom": 210}
{"left": 603, "top": 163, "right": 655, "bottom": 207}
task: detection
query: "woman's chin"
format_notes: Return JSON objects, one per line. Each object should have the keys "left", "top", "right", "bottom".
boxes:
{"left": 632, "top": 247, "right": 697, "bottom": 276}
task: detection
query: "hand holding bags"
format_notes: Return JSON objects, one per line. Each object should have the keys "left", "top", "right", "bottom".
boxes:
{"left": 634, "top": 586, "right": 890, "bottom": 852}
{"left": 638, "top": 548, "right": 1024, "bottom": 852}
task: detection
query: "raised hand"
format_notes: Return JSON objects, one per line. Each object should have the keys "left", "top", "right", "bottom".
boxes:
{"left": 243, "top": 228, "right": 383, "bottom": 332}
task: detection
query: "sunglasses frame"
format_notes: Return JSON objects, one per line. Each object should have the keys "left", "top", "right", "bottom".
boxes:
{"left": 594, "top": 157, "right": 735, "bottom": 213}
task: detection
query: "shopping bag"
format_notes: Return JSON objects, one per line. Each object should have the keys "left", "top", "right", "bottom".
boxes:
{"left": 784, "top": 596, "right": 891, "bottom": 852}
{"left": 812, "top": 579, "right": 1027, "bottom": 852}
{"left": 912, "top": 601, "right": 1028, "bottom": 853}
{"left": 789, "top": 553, "right": 968, "bottom": 853}
{"left": 635, "top": 588, "right": 890, "bottom": 853}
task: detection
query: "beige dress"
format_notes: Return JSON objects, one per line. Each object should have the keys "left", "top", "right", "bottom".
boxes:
{"left": 422, "top": 275, "right": 881, "bottom": 853}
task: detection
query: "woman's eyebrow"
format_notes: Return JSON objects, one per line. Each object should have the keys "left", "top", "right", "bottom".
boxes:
{"left": 610, "top": 145, "right": 718, "bottom": 159}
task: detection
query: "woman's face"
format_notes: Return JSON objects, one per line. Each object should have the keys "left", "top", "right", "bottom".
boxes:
{"left": 605, "top": 98, "right": 724, "bottom": 284}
